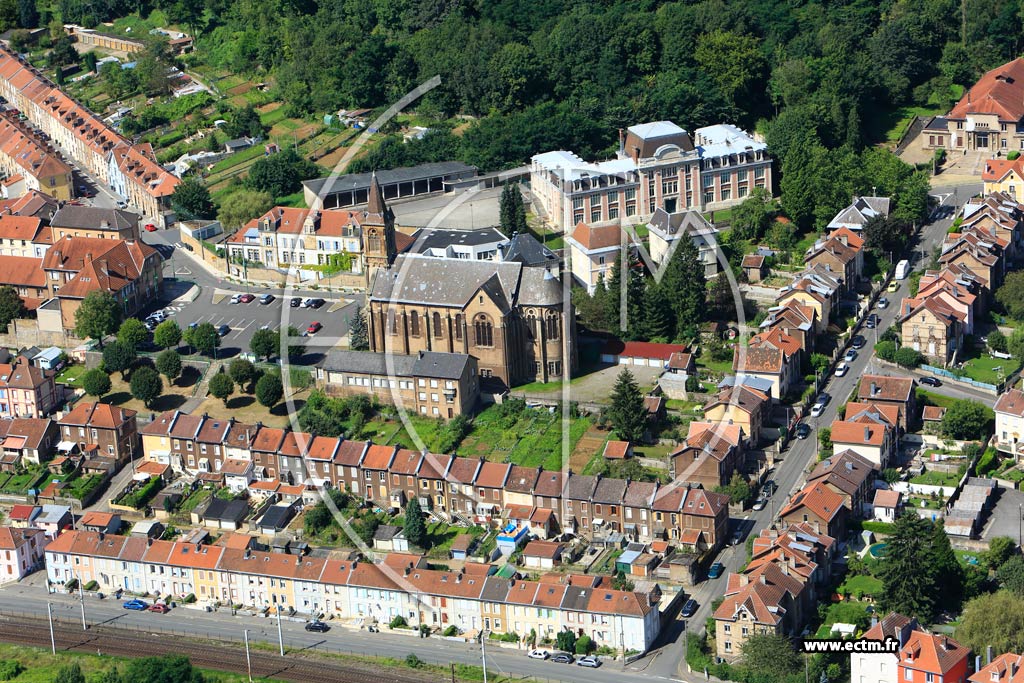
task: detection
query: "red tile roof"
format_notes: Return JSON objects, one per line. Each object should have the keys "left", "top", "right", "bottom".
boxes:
{"left": 571, "top": 221, "right": 620, "bottom": 251}
{"left": 900, "top": 631, "right": 969, "bottom": 676}
{"left": 950, "top": 58, "right": 1024, "bottom": 121}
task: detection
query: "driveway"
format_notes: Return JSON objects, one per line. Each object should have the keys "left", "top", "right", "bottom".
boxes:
{"left": 980, "top": 486, "right": 1024, "bottom": 544}
{"left": 514, "top": 363, "right": 664, "bottom": 404}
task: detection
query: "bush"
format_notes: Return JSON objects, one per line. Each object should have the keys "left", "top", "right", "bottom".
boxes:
{"left": 389, "top": 615, "right": 408, "bottom": 629}
{"left": 443, "top": 625, "right": 459, "bottom": 637}
{"left": 1010, "top": 151, "right": 1021, "bottom": 161}
{"left": 894, "top": 347, "right": 924, "bottom": 368}
{"left": 575, "top": 634, "right": 594, "bottom": 654}
{"left": 989, "top": 329, "right": 1008, "bottom": 353}
{"left": 183, "top": 593, "right": 196, "bottom": 604}
{"left": 875, "top": 340, "right": 898, "bottom": 362}
{"left": 0, "top": 659, "right": 23, "bottom": 680}
{"left": 405, "top": 654, "right": 422, "bottom": 668}
{"left": 977, "top": 447, "right": 1000, "bottom": 476}
{"left": 83, "top": 580, "right": 99, "bottom": 591}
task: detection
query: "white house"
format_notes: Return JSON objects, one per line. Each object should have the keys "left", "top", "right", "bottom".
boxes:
{"left": 0, "top": 526, "right": 47, "bottom": 580}
{"left": 995, "top": 388, "right": 1024, "bottom": 453}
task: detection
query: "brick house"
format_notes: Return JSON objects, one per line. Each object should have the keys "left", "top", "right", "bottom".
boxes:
{"left": 58, "top": 402, "right": 137, "bottom": 466}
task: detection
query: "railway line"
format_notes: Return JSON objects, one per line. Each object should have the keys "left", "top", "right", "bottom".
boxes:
{"left": 0, "top": 614, "right": 434, "bottom": 683}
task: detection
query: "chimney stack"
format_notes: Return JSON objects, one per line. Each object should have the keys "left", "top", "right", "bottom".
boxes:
{"left": 864, "top": 426, "right": 871, "bottom": 442}
{"left": 988, "top": 646, "right": 994, "bottom": 665}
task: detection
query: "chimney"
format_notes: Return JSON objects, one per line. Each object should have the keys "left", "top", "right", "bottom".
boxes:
{"left": 871, "top": 615, "right": 878, "bottom": 628}
{"left": 988, "top": 646, "right": 994, "bottom": 665}
{"left": 404, "top": 566, "right": 411, "bottom": 576}
{"left": 864, "top": 426, "right": 871, "bottom": 442}
{"left": 738, "top": 574, "right": 749, "bottom": 586}
{"left": 758, "top": 573, "right": 767, "bottom": 585}
{"left": 870, "top": 382, "right": 878, "bottom": 396}
{"left": 631, "top": 146, "right": 640, "bottom": 165}
{"left": 244, "top": 548, "right": 251, "bottom": 559}
{"left": 147, "top": 537, "right": 153, "bottom": 546}
{"left": 618, "top": 128, "right": 624, "bottom": 154}
{"left": 975, "top": 656, "right": 982, "bottom": 673}
{"left": 98, "top": 531, "right": 104, "bottom": 541}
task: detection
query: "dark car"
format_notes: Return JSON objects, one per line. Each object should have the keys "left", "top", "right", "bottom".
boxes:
{"left": 289, "top": 297, "right": 302, "bottom": 308}
{"left": 238, "top": 293, "right": 255, "bottom": 303}
{"left": 551, "top": 653, "right": 575, "bottom": 664}
{"left": 305, "top": 621, "right": 330, "bottom": 633}
{"left": 708, "top": 562, "right": 724, "bottom": 579}
{"left": 795, "top": 423, "right": 810, "bottom": 440}
{"left": 681, "top": 598, "right": 699, "bottom": 618}
{"left": 259, "top": 294, "right": 275, "bottom": 305}
{"left": 217, "top": 324, "right": 230, "bottom": 337}
{"left": 851, "top": 335, "right": 867, "bottom": 349}
{"left": 763, "top": 480, "right": 777, "bottom": 496}
{"left": 307, "top": 298, "right": 326, "bottom": 309}
{"left": 920, "top": 376, "right": 942, "bottom": 387}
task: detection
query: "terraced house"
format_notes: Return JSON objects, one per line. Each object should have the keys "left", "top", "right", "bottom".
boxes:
{"left": 45, "top": 531, "right": 662, "bottom": 653}
{"left": 0, "top": 109, "right": 72, "bottom": 201}
{"left": 0, "top": 46, "right": 178, "bottom": 223}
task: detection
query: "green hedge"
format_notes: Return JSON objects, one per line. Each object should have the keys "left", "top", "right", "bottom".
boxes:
{"left": 117, "top": 475, "right": 163, "bottom": 510}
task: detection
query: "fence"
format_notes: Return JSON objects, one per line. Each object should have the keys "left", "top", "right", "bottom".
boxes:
{"left": 920, "top": 364, "right": 1000, "bottom": 394}
{"left": 4, "top": 606, "right": 568, "bottom": 683}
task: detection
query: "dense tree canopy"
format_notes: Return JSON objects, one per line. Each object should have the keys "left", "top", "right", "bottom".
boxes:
{"left": 879, "top": 514, "right": 963, "bottom": 622}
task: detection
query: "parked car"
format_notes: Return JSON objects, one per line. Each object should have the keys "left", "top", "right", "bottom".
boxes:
{"left": 752, "top": 495, "right": 767, "bottom": 511}
{"left": 238, "top": 293, "right": 255, "bottom": 303}
{"left": 230, "top": 294, "right": 243, "bottom": 304}
{"left": 810, "top": 393, "right": 830, "bottom": 418}
{"left": 865, "top": 316, "right": 876, "bottom": 329}
{"left": 730, "top": 528, "right": 744, "bottom": 546}
{"left": 795, "top": 423, "right": 810, "bottom": 439}
{"left": 306, "top": 321, "right": 322, "bottom": 335}
{"left": 877, "top": 297, "right": 889, "bottom": 309}
{"left": 217, "top": 324, "right": 230, "bottom": 337}
{"left": 851, "top": 335, "right": 867, "bottom": 349}
{"left": 289, "top": 297, "right": 302, "bottom": 308}
{"left": 144, "top": 223, "right": 157, "bottom": 232}
{"left": 920, "top": 376, "right": 942, "bottom": 387}
{"left": 681, "top": 598, "right": 699, "bottom": 618}
{"left": 307, "top": 298, "right": 326, "bottom": 309}
{"left": 259, "top": 294, "right": 275, "bottom": 305}
{"left": 577, "top": 656, "right": 601, "bottom": 668}
{"left": 304, "top": 621, "right": 330, "bottom": 633}
{"left": 528, "top": 650, "right": 550, "bottom": 660}
{"left": 123, "top": 599, "right": 148, "bottom": 611}
{"left": 147, "top": 604, "right": 170, "bottom": 614}
{"left": 708, "top": 562, "right": 724, "bottom": 579}
{"left": 551, "top": 653, "right": 575, "bottom": 664}
{"left": 762, "top": 480, "right": 777, "bottom": 496}
{"left": 844, "top": 349, "right": 857, "bottom": 362}
{"left": 834, "top": 362, "right": 849, "bottom": 377}
{"left": 887, "top": 281, "right": 899, "bottom": 292}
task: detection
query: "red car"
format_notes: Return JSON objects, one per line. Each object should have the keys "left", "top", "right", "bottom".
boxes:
{"left": 144, "top": 224, "right": 157, "bottom": 232}
{"left": 238, "top": 293, "right": 255, "bottom": 303}
{"left": 306, "top": 321, "right": 322, "bottom": 334}
{"left": 147, "top": 604, "right": 170, "bottom": 614}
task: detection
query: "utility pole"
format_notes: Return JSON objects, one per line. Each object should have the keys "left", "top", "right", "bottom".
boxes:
{"left": 481, "top": 630, "right": 488, "bottom": 683}
{"left": 77, "top": 574, "right": 86, "bottom": 631}
{"left": 276, "top": 605, "right": 285, "bottom": 656}
{"left": 244, "top": 629, "right": 253, "bottom": 683}
{"left": 47, "top": 602, "right": 56, "bottom": 655}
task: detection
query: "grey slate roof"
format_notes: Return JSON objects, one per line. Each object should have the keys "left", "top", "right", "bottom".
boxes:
{"left": 202, "top": 498, "right": 248, "bottom": 523}
{"left": 259, "top": 504, "right": 294, "bottom": 531}
{"left": 501, "top": 233, "right": 558, "bottom": 266}
{"left": 560, "top": 585, "right": 592, "bottom": 612}
{"left": 370, "top": 254, "right": 564, "bottom": 309}
{"left": 320, "top": 349, "right": 471, "bottom": 380}
{"left": 593, "top": 477, "right": 627, "bottom": 504}
{"left": 303, "top": 162, "right": 477, "bottom": 197}
{"left": 50, "top": 205, "right": 140, "bottom": 231}
{"left": 563, "top": 473, "right": 599, "bottom": 501}
{"left": 480, "top": 575, "right": 512, "bottom": 602}
{"left": 410, "top": 227, "right": 507, "bottom": 253}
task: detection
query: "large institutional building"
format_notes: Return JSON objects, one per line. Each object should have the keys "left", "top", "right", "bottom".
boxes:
{"left": 531, "top": 122, "right": 772, "bottom": 230}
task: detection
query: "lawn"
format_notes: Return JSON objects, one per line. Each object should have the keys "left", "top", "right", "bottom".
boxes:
{"left": 959, "top": 352, "right": 1019, "bottom": 386}
{"left": 456, "top": 404, "right": 591, "bottom": 471}
{"left": 813, "top": 600, "right": 872, "bottom": 638}
{"left": 0, "top": 467, "right": 48, "bottom": 494}
{"left": 909, "top": 469, "right": 961, "bottom": 487}
{"left": 916, "top": 390, "right": 996, "bottom": 422}
{"left": 64, "top": 474, "right": 105, "bottom": 501}
{"left": 697, "top": 347, "right": 734, "bottom": 375}
{"left": 424, "top": 523, "right": 486, "bottom": 559}
{"left": 55, "top": 364, "right": 88, "bottom": 386}
{"left": 192, "top": 387, "right": 311, "bottom": 429}
{"left": 178, "top": 486, "right": 213, "bottom": 513}
{"left": 838, "top": 575, "right": 883, "bottom": 600}
{"left": 907, "top": 495, "right": 943, "bottom": 510}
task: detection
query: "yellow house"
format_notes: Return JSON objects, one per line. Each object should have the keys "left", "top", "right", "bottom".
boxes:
{"left": 703, "top": 385, "right": 769, "bottom": 446}
{"left": 983, "top": 158, "right": 1024, "bottom": 198}
{"left": 776, "top": 288, "right": 830, "bottom": 334}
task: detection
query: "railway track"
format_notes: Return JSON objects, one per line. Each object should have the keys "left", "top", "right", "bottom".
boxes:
{"left": 0, "top": 614, "right": 434, "bottom": 683}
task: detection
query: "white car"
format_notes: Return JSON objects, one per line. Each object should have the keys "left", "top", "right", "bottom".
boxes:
{"left": 877, "top": 297, "right": 889, "bottom": 309}
{"left": 528, "top": 649, "right": 550, "bottom": 660}
{"left": 230, "top": 294, "right": 243, "bottom": 304}
{"left": 844, "top": 348, "right": 857, "bottom": 362}
{"left": 834, "top": 362, "right": 849, "bottom": 377}
{"left": 810, "top": 402, "right": 826, "bottom": 418}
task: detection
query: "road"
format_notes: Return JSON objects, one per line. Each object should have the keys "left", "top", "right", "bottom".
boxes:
{"left": 0, "top": 580, "right": 678, "bottom": 683}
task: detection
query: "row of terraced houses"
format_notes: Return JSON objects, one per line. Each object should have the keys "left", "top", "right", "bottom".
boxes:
{"left": 0, "top": 46, "right": 179, "bottom": 222}
{"left": 45, "top": 530, "right": 661, "bottom": 652}
{"left": 140, "top": 411, "right": 730, "bottom": 550}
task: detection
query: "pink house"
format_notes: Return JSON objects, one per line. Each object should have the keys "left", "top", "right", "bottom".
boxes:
{"left": 0, "top": 526, "right": 48, "bottom": 579}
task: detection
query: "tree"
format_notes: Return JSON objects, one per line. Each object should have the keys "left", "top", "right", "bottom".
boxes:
{"left": 574, "top": 634, "right": 594, "bottom": 655}
{"left": 117, "top": 318, "right": 149, "bottom": 350}
{"left": 348, "top": 307, "right": 368, "bottom": 351}
{"left": 208, "top": 372, "right": 234, "bottom": 406}
{"left": 153, "top": 320, "right": 182, "bottom": 350}
{"left": 249, "top": 328, "right": 279, "bottom": 360}
{"left": 48, "top": 34, "right": 77, "bottom": 67}
{"left": 607, "top": 368, "right": 646, "bottom": 443}
{"left": 879, "top": 514, "right": 963, "bottom": 622}
{"left": 714, "top": 472, "right": 752, "bottom": 506}
{"left": 246, "top": 149, "right": 319, "bottom": 199}
{"left": 998, "top": 556, "right": 1024, "bottom": 597}
{"left": 863, "top": 214, "right": 910, "bottom": 254}
{"left": 74, "top": 291, "right": 122, "bottom": 346}
{"left": 224, "top": 105, "right": 267, "bottom": 139}
{"left": 987, "top": 536, "right": 1017, "bottom": 570}
{"left": 53, "top": 663, "right": 86, "bottom": 683}
{"left": 875, "top": 340, "right": 898, "bottom": 362}
{"left": 996, "top": 271, "right": 1024, "bottom": 320}
{"left": 134, "top": 36, "right": 174, "bottom": 97}
{"left": 121, "top": 655, "right": 204, "bottom": 683}
{"left": 0, "top": 285, "right": 25, "bottom": 331}
{"left": 256, "top": 372, "right": 283, "bottom": 408}
{"left": 186, "top": 322, "right": 220, "bottom": 357}
{"left": 498, "top": 183, "right": 528, "bottom": 235}
{"left": 740, "top": 633, "right": 800, "bottom": 678}
{"left": 102, "top": 341, "right": 136, "bottom": 379}
{"left": 779, "top": 130, "right": 825, "bottom": 229}
{"left": 1010, "top": 328, "right": 1024, "bottom": 362}
{"left": 893, "top": 347, "right": 924, "bottom": 368}
{"left": 941, "top": 399, "right": 991, "bottom": 440}
{"left": 729, "top": 188, "right": 773, "bottom": 240}
{"left": 155, "top": 349, "right": 182, "bottom": 384}
{"left": 708, "top": 272, "right": 733, "bottom": 321}
{"left": 170, "top": 176, "right": 215, "bottom": 221}
{"left": 129, "top": 366, "right": 162, "bottom": 408}
{"left": 555, "top": 629, "right": 576, "bottom": 653}
{"left": 404, "top": 498, "right": 427, "bottom": 549}
{"left": 228, "top": 359, "right": 257, "bottom": 392}
{"left": 955, "top": 591, "right": 1024, "bottom": 656}
{"left": 660, "top": 233, "right": 707, "bottom": 340}
{"left": 17, "top": 0, "right": 37, "bottom": 28}
{"left": 989, "top": 329, "right": 1008, "bottom": 353}
{"left": 217, "top": 188, "right": 274, "bottom": 230}
{"left": 81, "top": 367, "right": 111, "bottom": 397}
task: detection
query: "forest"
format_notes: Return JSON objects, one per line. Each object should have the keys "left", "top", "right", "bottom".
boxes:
{"left": 20, "top": 0, "right": 1019, "bottom": 174}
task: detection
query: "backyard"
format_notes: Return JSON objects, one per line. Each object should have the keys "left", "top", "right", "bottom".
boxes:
{"left": 909, "top": 469, "right": 962, "bottom": 487}
{"left": 455, "top": 402, "right": 591, "bottom": 471}
{"left": 957, "top": 349, "right": 1019, "bottom": 386}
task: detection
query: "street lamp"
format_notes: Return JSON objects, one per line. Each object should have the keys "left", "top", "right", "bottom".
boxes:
{"left": 480, "top": 629, "right": 489, "bottom": 683}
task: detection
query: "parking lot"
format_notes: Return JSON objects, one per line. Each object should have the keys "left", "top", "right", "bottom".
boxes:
{"left": 152, "top": 289, "right": 359, "bottom": 361}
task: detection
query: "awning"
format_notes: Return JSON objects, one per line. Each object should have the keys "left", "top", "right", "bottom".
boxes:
{"left": 57, "top": 441, "right": 76, "bottom": 452}
{"left": 2, "top": 436, "right": 26, "bottom": 450}
{"left": 593, "top": 518, "right": 605, "bottom": 526}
